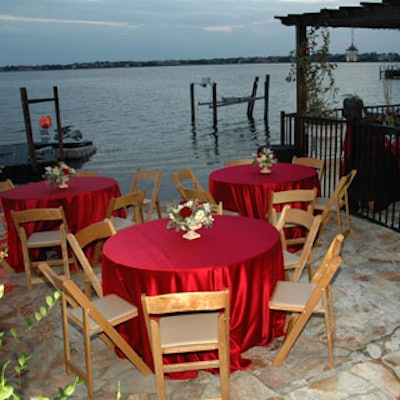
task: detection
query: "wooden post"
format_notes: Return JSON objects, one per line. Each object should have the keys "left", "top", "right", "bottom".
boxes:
{"left": 296, "top": 23, "right": 308, "bottom": 152}
{"left": 20, "top": 87, "right": 38, "bottom": 173}
{"left": 247, "top": 76, "right": 259, "bottom": 119}
{"left": 53, "top": 86, "right": 65, "bottom": 161}
{"left": 264, "top": 74, "right": 270, "bottom": 126}
{"left": 212, "top": 82, "right": 217, "bottom": 127}
{"left": 190, "top": 83, "right": 196, "bottom": 123}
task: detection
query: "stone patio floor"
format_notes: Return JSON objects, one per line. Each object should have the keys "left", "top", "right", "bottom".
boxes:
{"left": 1, "top": 213, "right": 400, "bottom": 399}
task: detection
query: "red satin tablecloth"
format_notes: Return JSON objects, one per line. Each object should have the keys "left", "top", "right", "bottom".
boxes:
{"left": 209, "top": 163, "right": 320, "bottom": 219}
{"left": 0, "top": 177, "right": 121, "bottom": 270}
{"left": 102, "top": 215, "right": 285, "bottom": 376}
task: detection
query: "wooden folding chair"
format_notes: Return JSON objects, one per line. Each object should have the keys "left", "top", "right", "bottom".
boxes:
{"left": 11, "top": 206, "right": 72, "bottom": 290}
{"left": 67, "top": 218, "right": 116, "bottom": 298}
{"left": 130, "top": 168, "right": 163, "bottom": 221}
{"left": 275, "top": 205, "right": 322, "bottom": 281}
{"left": 268, "top": 188, "right": 318, "bottom": 226}
{"left": 38, "top": 262, "right": 151, "bottom": 397}
{"left": 171, "top": 167, "right": 205, "bottom": 200}
{"left": 314, "top": 169, "right": 357, "bottom": 236}
{"left": 141, "top": 289, "right": 230, "bottom": 400}
{"left": 269, "top": 233, "right": 344, "bottom": 367}
{"left": 224, "top": 158, "right": 253, "bottom": 167}
{"left": 75, "top": 170, "right": 99, "bottom": 177}
{"left": 180, "top": 187, "right": 224, "bottom": 215}
{"left": 106, "top": 189, "right": 146, "bottom": 231}
{"left": 292, "top": 156, "right": 325, "bottom": 182}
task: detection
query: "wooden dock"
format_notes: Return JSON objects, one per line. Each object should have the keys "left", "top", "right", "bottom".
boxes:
{"left": 379, "top": 65, "right": 400, "bottom": 79}
{"left": 0, "top": 143, "right": 89, "bottom": 184}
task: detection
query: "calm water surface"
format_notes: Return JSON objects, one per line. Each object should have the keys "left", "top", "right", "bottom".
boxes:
{"left": 0, "top": 63, "right": 399, "bottom": 200}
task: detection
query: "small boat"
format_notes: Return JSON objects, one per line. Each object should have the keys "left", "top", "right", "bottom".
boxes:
{"left": 35, "top": 125, "right": 97, "bottom": 160}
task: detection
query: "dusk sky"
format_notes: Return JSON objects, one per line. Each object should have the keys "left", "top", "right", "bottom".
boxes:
{"left": 1, "top": 0, "right": 398, "bottom": 67}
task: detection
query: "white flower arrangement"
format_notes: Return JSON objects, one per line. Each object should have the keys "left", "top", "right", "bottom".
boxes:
{"left": 253, "top": 146, "right": 277, "bottom": 170}
{"left": 43, "top": 161, "right": 76, "bottom": 186}
{"left": 167, "top": 199, "right": 214, "bottom": 232}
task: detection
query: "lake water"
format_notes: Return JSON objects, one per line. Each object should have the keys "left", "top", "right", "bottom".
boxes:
{"left": 1, "top": 62, "right": 399, "bottom": 201}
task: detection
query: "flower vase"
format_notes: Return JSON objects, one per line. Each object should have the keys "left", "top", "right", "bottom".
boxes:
{"left": 182, "top": 224, "right": 201, "bottom": 240}
{"left": 58, "top": 177, "right": 69, "bottom": 189}
{"left": 260, "top": 166, "right": 271, "bottom": 174}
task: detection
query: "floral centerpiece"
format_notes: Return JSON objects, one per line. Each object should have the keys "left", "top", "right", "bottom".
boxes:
{"left": 43, "top": 161, "right": 76, "bottom": 188}
{"left": 253, "top": 146, "right": 277, "bottom": 173}
{"left": 167, "top": 199, "right": 214, "bottom": 240}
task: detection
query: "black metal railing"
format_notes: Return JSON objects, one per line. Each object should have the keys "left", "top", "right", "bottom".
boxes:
{"left": 280, "top": 109, "right": 400, "bottom": 232}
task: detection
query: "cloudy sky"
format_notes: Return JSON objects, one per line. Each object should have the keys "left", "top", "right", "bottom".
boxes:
{"left": 0, "top": 0, "right": 398, "bottom": 66}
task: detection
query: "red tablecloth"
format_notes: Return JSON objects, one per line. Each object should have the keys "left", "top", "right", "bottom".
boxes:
{"left": 209, "top": 163, "right": 320, "bottom": 219}
{"left": 0, "top": 177, "right": 121, "bottom": 270}
{"left": 102, "top": 215, "right": 285, "bottom": 376}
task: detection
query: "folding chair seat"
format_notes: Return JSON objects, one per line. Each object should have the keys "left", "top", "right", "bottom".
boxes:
{"left": 106, "top": 189, "right": 146, "bottom": 231}
{"left": 171, "top": 167, "right": 205, "bottom": 200}
{"left": 269, "top": 233, "right": 344, "bottom": 367}
{"left": 141, "top": 289, "right": 230, "bottom": 400}
{"left": 67, "top": 218, "right": 116, "bottom": 298}
{"left": 292, "top": 156, "right": 325, "bottom": 182}
{"left": 130, "top": 168, "right": 163, "bottom": 221}
{"left": 275, "top": 205, "right": 322, "bottom": 281}
{"left": 11, "top": 206, "right": 72, "bottom": 290}
{"left": 314, "top": 169, "right": 357, "bottom": 237}
{"left": 38, "top": 262, "right": 151, "bottom": 397}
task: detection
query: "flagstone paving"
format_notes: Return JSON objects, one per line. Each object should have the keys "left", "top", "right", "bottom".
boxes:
{"left": 1, "top": 213, "right": 400, "bottom": 399}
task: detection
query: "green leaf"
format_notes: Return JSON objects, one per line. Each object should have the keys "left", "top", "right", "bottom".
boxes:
{"left": 34, "top": 311, "right": 42, "bottom": 321}
{"left": 24, "top": 316, "right": 33, "bottom": 327}
{"left": 0, "top": 385, "right": 15, "bottom": 400}
{"left": 10, "top": 328, "right": 17, "bottom": 339}
{"left": 40, "top": 306, "right": 48, "bottom": 317}
{"left": 46, "top": 295, "right": 54, "bottom": 307}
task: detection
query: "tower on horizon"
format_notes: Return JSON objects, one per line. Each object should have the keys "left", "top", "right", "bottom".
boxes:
{"left": 346, "top": 29, "right": 359, "bottom": 62}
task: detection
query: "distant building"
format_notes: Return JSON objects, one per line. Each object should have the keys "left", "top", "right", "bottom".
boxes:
{"left": 346, "top": 30, "right": 359, "bottom": 62}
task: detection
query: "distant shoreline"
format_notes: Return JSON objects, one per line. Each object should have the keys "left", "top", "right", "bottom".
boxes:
{"left": 1, "top": 52, "right": 399, "bottom": 72}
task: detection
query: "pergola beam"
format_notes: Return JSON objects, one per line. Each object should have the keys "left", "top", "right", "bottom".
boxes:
{"left": 275, "top": 1, "right": 400, "bottom": 116}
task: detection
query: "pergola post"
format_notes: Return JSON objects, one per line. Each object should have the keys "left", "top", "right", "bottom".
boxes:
{"left": 296, "top": 23, "right": 307, "bottom": 117}
{"left": 296, "top": 23, "right": 308, "bottom": 152}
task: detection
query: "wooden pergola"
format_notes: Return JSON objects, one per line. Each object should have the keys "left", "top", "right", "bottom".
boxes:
{"left": 275, "top": 0, "right": 400, "bottom": 116}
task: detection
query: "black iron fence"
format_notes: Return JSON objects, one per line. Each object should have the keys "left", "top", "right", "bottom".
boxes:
{"left": 279, "top": 107, "right": 400, "bottom": 232}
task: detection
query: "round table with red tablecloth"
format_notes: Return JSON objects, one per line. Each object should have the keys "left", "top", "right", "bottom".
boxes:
{"left": 0, "top": 176, "right": 121, "bottom": 270}
{"left": 102, "top": 215, "right": 285, "bottom": 376}
{"left": 209, "top": 163, "right": 320, "bottom": 220}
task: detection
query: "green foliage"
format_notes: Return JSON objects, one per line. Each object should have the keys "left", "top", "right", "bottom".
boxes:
{"left": 286, "top": 26, "right": 339, "bottom": 117}
{"left": 0, "top": 286, "right": 83, "bottom": 399}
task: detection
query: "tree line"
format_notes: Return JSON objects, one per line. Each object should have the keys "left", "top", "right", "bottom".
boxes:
{"left": 1, "top": 52, "right": 399, "bottom": 72}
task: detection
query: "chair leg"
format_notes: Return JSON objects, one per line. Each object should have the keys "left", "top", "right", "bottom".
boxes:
{"left": 219, "top": 342, "right": 230, "bottom": 400}
{"left": 321, "top": 290, "right": 334, "bottom": 368}
{"left": 83, "top": 319, "right": 94, "bottom": 396}
{"left": 327, "top": 285, "right": 336, "bottom": 339}
{"left": 272, "top": 311, "right": 309, "bottom": 367}
{"left": 61, "top": 302, "right": 72, "bottom": 375}
{"left": 22, "top": 250, "right": 33, "bottom": 291}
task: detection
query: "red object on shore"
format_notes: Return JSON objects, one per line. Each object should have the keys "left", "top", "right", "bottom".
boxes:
{"left": 39, "top": 115, "right": 52, "bottom": 129}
